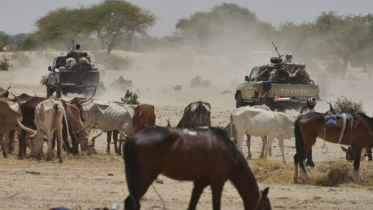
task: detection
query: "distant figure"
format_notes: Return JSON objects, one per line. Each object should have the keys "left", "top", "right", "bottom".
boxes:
{"left": 70, "top": 44, "right": 83, "bottom": 62}
{"left": 283, "top": 53, "right": 296, "bottom": 73}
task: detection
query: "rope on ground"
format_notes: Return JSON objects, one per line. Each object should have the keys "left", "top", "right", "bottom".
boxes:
{"left": 146, "top": 184, "right": 169, "bottom": 210}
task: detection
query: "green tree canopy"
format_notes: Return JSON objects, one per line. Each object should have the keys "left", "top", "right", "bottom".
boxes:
{"left": 175, "top": 3, "right": 276, "bottom": 56}
{"left": 35, "top": 0, "right": 156, "bottom": 53}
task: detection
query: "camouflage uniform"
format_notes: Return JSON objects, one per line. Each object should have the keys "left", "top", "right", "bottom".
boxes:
{"left": 290, "top": 63, "right": 310, "bottom": 84}
{"left": 283, "top": 53, "right": 296, "bottom": 74}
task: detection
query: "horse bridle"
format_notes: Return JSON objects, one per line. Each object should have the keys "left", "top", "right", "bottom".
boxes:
{"left": 254, "top": 192, "right": 263, "bottom": 210}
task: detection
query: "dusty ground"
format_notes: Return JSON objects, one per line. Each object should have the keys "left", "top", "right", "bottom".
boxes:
{"left": 1, "top": 50, "right": 373, "bottom": 209}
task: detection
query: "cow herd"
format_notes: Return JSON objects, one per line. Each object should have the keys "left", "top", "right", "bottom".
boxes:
{"left": 0, "top": 85, "right": 294, "bottom": 167}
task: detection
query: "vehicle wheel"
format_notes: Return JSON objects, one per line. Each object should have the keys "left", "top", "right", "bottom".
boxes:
{"left": 261, "top": 98, "right": 276, "bottom": 111}
{"left": 56, "top": 85, "right": 61, "bottom": 98}
{"left": 46, "top": 85, "right": 54, "bottom": 98}
{"left": 236, "top": 93, "right": 244, "bottom": 108}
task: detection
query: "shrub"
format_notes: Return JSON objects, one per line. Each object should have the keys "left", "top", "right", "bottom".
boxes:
{"left": 173, "top": 85, "right": 182, "bottom": 91}
{"left": 11, "top": 52, "right": 31, "bottom": 68}
{"left": 121, "top": 90, "right": 140, "bottom": 105}
{"left": 110, "top": 75, "right": 133, "bottom": 90}
{"left": 91, "top": 51, "right": 133, "bottom": 70}
{"left": 0, "top": 56, "right": 11, "bottom": 71}
{"left": 334, "top": 96, "right": 364, "bottom": 113}
{"left": 190, "top": 76, "right": 211, "bottom": 88}
{"left": 40, "top": 75, "right": 47, "bottom": 85}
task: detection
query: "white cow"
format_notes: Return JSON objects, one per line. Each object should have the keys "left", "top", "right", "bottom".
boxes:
{"left": 78, "top": 100, "right": 135, "bottom": 148}
{"left": 19, "top": 99, "right": 72, "bottom": 163}
{"left": 230, "top": 106, "right": 295, "bottom": 164}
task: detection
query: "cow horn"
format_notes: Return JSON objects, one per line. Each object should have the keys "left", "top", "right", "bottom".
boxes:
{"left": 0, "top": 85, "right": 11, "bottom": 97}
{"left": 10, "top": 93, "right": 23, "bottom": 116}
{"left": 17, "top": 118, "right": 37, "bottom": 135}
{"left": 78, "top": 87, "right": 96, "bottom": 104}
{"left": 33, "top": 90, "right": 37, "bottom": 97}
{"left": 76, "top": 122, "right": 92, "bottom": 134}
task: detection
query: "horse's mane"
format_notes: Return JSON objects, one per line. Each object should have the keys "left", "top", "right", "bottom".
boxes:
{"left": 358, "top": 112, "right": 373, "bottom": 123}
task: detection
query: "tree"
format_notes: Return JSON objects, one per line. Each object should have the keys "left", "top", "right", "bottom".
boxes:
{"left": 85, "top": 0, "right": 156, "bottom": 53}
{"left": 0, "top": 31, "right": 9, "bottom": 51}
{"left": 35, "top": 0, "right": 156, "bottom": 53}
{"left": 175, "top": 3, "right": 276, "bottom": 56}
{"left": 313, "top": 12, "right": 373, "bottom": 77}
{"left": 35, "top": 7, "right": 83, "bottom": 44}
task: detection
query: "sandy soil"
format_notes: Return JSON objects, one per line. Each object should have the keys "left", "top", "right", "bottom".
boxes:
{"left": 1, "top": 50, "right": 373, "bottom": 209}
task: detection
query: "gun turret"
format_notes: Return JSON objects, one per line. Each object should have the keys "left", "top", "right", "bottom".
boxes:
{"left": 270, "top": 42, "right": 283, "bottom": 64}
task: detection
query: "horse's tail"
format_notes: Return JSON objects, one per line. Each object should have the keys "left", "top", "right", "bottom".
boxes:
{"left": 294, "top": 117, "right": 306, "bottom": 172}
{"left": 124, "top": 137, "right": 141, "bottom": 201}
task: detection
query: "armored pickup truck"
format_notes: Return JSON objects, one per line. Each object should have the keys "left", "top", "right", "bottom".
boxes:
{"left": 46, "top": 55, "right": 100, "bottom": 98}
{"left": 235, "top": 64, "right": 320, "bottom": 112}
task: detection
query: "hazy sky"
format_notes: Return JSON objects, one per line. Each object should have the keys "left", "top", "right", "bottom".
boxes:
{"left": 1, "top": 0, "right": 372, "bottom": 37}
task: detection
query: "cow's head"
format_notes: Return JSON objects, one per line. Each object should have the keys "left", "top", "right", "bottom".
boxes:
{"left": 84, "top": 128, "right": 103, "bottom": 155}
{"left": 341, "top": 146, "right": 355, "bottom": 161}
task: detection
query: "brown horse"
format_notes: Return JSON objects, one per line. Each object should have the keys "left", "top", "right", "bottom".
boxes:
{"left": 124, "top": 127, "right": 271, "bottom": 210}
{"left": 294, "top": 112, "right": 373, "bottom": 184}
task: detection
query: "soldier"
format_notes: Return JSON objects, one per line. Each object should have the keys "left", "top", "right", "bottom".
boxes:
{"left": 290, "top": 63, "right": 310, "bottom": 84}
{"left": 261, "top": 63, "right": 289, "bottom": 95}
{"left": 70, "top": 44, "right": 83, "bottom": 63}
{"left": 251, "top": 65, "right": 274, "bottom": 99}
{"left": 283, "top": 53, "right": 296, "bottom": 74}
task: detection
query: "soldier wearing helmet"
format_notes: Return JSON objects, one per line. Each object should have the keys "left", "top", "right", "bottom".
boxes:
{"left": 283, "top": 53, "right": 296, "bottom": 74}
{"left": 290, "top": 63, "right": 310, "bottom": 84}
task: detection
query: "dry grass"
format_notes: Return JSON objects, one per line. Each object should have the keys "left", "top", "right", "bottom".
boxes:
{"left": 249, "top": 159, "right": 373, "bottom": 187}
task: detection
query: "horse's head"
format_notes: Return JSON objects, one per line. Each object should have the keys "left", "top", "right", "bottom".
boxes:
{"left": 341, "top": 146, "right": 355, "bottom": 161}
{"left": 257, "top": 187, "right": 271, "bottom": 210}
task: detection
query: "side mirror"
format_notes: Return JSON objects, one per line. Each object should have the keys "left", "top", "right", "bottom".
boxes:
{"left": 48, "top": 66, "right": 52, "bottom": 71}
{"left": 245, "top": 76, "right": 249, "bottom": 82}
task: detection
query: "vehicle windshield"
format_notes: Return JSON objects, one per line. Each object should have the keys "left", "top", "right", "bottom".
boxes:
{"left": 248, "top": 67, "right": 259, "bottom": 81}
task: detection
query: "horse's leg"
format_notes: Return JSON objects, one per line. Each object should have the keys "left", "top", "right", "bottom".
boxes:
{"left": 246, "top": 134, "right": 251, "bottom": 159}
{"left": 264, "top": 135, "right": 274, "bottom": 161}
{"left": 259, "top": 136, "right": 267, "bottom": 158}
{"left": 211, "top": 182, "right": 224, "bottom": 210}
{"left": 106, "top": 131, "right": 112, "bottom": 154}
{"left": 293, "top": 154, "right": 299, "bottom": 183}
{"left": 187, "top": 181, "right": 208, "bottom": 210}
{"left": 278, "top": 138, "right": 287, "bottom": 164}
{"left": 353, "top": 149, "right": 362, "bottom": 184}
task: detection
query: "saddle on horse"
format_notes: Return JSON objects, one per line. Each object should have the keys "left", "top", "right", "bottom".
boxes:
{"left": 325, "top": 102, "right": 358, "bottom": 144}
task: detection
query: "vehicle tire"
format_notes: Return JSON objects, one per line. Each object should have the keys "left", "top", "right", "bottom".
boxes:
{"left": 261, "top": 98, "right": 276, "bottom": 111}
{"left": 46, "top": 84, "right": 53, "bottom": 98}
{"left": 56, "top": 85, "right": 61, "bottom": 98}
{"left": 236, "top": 93, "right": 244, "bottom": 108}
